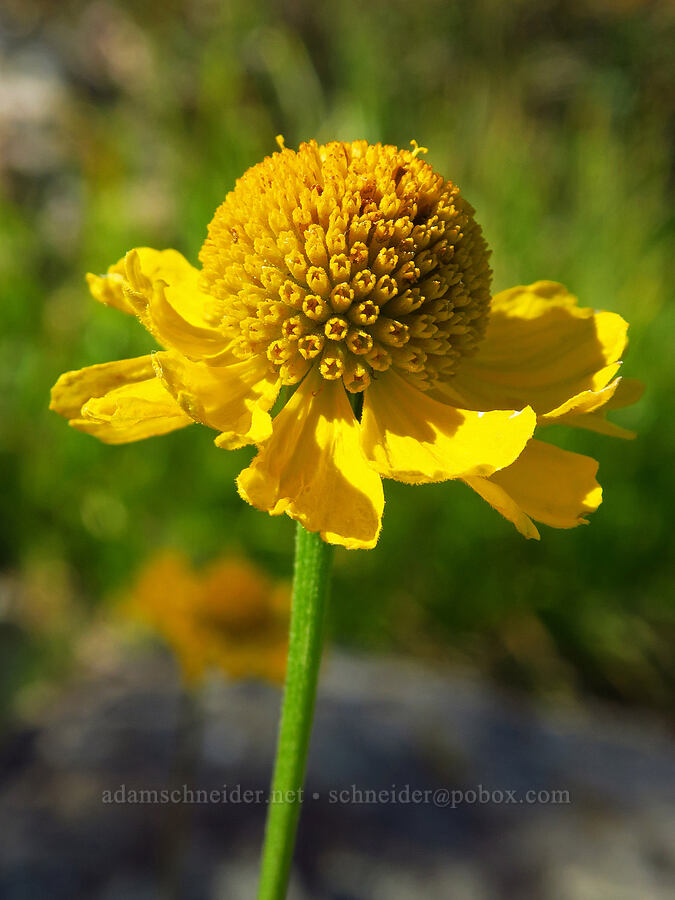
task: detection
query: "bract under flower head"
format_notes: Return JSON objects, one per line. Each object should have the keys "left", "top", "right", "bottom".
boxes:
{"left": 199, "top": 140, "right": 492, "bottom": 393}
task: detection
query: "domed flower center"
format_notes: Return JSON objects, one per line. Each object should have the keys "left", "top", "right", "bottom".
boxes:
{"left": 199, "top": 140, "right": 492, "bottom": 393}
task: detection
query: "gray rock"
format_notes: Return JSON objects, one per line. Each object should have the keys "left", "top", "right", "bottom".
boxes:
{"left": 0, "top": 651, "right": 673, "bottom": 899}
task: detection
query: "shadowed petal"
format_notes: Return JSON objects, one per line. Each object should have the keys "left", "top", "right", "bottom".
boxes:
{"left": 153, "top": 351, "right": 280, "bottom": 449}
{"left": 463, "top": 476, "right": 541, "bottom": 540}
{"left": 72, "top": 378, "right": 192, "bottom": 444}
{"left": 237, "top": 368, "right": 384, "bottom": 550}
{"left": 50, "top": 356, "right": 156, "bottom": 419}
{"left": 361, "top": 369, "right": 536, "bottom": 484}
{"left": 122, "top": 248, "right": 230, "bottom": 359}
{"left": 550, "top": 377, "right": 645, "bottom": 439}
{"left": 437, "top": 282, "right": 629, "bottom": 415}
{"left": 466, "top": 439, "right": 602, "bottom": 533}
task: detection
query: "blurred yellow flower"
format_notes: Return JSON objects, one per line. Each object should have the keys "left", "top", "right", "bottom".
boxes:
{"left": 51, "top": 140, "right": 641, "bottom": 548}
{"left": 124, "top": 551, "right": 289, "bottom": 685}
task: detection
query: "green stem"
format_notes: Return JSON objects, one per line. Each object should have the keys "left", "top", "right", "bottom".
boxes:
{"left": 257, "top": 523, "right": 334, "bottom": 900}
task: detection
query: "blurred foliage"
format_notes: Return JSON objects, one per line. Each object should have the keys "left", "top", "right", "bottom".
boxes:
{"left": 0, "top": 0, "right": 673, "bottom": 717}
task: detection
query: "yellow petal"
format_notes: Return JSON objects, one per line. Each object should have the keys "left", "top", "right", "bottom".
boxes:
{"left": 603, "top": 377, "right": 645, "bottom": 410}
{"left": 468, "top": 439, "right": 602, "bottom": 531}
{"left": 540, "top": 377, "right": 623, "bottom": 421}
{"left": 237, "top": 368, "right": 384, "bottom": 550}
{"left": 541, "top": 376, "right": 645, "bottom": 439}
{"left": 86, "top": 259, "right": 136, "bottom": 315}
{"left": 361, "top": 369, "right": 536, "bottom": 484}
{"left": 556, "top": 413, "right": 636, "bottom": 440}
{"left": 50, "top": 356, "right": 156, "bottom": 419}
{"left": 123, "top": 248, "right": 230, "bottom": 359}
{"left": 153, "top": 351, "right": 280, "bottom": 449}
{"left": 463, "top": 476, "right": 540, "bottom": 540}
{"left": 72, "top": 378, "right": 192, "bottom": 444}
{"left": 438, "top": 281, "right": 629, "bottom": 415}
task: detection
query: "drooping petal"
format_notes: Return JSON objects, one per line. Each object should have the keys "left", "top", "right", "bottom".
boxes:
{"left": 237, "top": 368, "right": 384, "bottom": 550}
{"left": 437, "top": 282, "right": 629, "bottom": 415}
{"left": 602, "top": 377, "right": 645, "bottom": 411}
{"left": 561, "top": 416, "right": 636, "bottom": 439}
{"left": 462, "top": 476, "right": 541, "bottom": 540}
{"left": 540, "top": 377, "right": 623, "bottom": 421}
{"left": 87, "top": 249, "right": 220, "bottom": 324}
{"left": 88, "top": 248, "right": 231, "bottom": 359}
{"left": 50, "top": 356, "right": 157, "bottom": 419}
{"left": 540, "top": 376, "right": 645, "bottom": 439}
{"left": 122, "top": 248, "right": 230, "bottom": 359}
{"left": 361, "top": 369, "right": 536, "bottom": 484}
{"left": 72, "top": 378, "right": 192, "bottom": 444}
{"left": 466, "top": 439, "right": 602, "bottom": 533}
{"left": 153, "top": 351, "right": 280, "bottom": 449}
{"left": 563, "top": 376, "right": 645, "bottom": 438}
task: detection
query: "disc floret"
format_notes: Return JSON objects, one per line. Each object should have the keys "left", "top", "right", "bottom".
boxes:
{"left": 200, "top": 140, "right": 492, "bottom": 393}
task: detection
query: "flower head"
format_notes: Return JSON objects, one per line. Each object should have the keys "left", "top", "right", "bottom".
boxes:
{"left": 123, "top": 551, "right": 289, "bottom": 685}
{"left": 51, "top": 140, "right": 641, "bottom": 548}
{"left": 200, "top": 139, "right": 492, "bottom": 393}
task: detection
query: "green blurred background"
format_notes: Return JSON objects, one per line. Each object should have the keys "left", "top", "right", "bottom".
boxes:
{"left": 1, "top": 0, "right": 673, "bottom": 723}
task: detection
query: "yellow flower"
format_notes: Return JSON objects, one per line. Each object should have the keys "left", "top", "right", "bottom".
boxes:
{"left": 51, "top": 140, "right": 641, "bottom": 548}
{"left": 123, "top": 551, "right": 289, "bottom": 685}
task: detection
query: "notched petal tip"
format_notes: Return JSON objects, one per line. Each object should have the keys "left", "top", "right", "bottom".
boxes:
{"left": 319, "top": 522, "right": 382, "bottom": 551}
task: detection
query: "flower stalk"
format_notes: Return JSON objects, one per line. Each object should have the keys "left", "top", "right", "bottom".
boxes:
{"left": 257, "top": 523, "right": 333, "bottom": 900}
